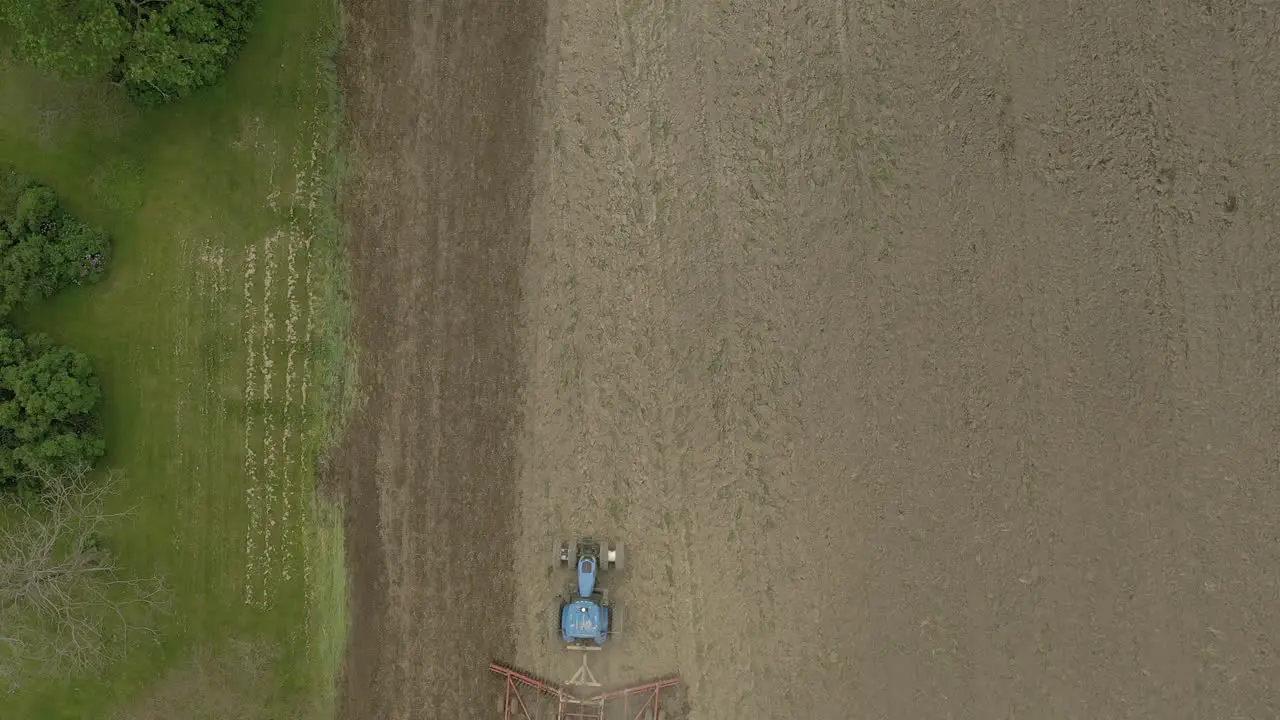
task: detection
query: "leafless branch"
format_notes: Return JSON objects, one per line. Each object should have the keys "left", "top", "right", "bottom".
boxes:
{"left": 0, "top": 465, "right": 170, "bottom": 690}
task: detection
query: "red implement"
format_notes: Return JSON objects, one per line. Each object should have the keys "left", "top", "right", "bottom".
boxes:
{"left": 489, "top": 662, "right": 682, "bottom": 720}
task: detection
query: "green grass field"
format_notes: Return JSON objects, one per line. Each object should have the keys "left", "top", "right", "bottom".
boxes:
{"left": 0, "top": 0, "right": 352, "bottom": 717}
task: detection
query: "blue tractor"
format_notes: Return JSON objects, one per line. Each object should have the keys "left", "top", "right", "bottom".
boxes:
{"left": 553, "top": 538, "right": 624, "bottom": 647}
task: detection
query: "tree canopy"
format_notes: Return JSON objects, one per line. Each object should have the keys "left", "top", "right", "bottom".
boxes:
{"left": 0, "top": 184, "right": 111, "bottom": 318}
{"left": 0, "top": 328, "right": 105, "bottom": 491}
{"left": 0, "top": 0, "right": 260, "bottom": 104}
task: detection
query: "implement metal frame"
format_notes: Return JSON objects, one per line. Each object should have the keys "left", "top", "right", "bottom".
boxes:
{"left": 489, "top": 662, "right": 681, "bottom": 720}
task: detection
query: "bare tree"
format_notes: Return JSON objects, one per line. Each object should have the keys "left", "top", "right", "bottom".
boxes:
{"left": 0, "top": 465, "right": 169, "bottom": 690}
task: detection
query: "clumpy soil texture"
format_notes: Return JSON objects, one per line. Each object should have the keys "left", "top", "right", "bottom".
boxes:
{"left": 338, "top": 1, "right": 1280, "bottom": 718}
{"left": 333, "top": 0, "right": 545, "bottom": 717}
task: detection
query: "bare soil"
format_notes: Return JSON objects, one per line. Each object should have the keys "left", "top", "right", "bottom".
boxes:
{"left": 332, "top": 1, "right": 545, "bottom": 718}
{"left": 336, "top": 1, "right": 1280, "bottom": 718}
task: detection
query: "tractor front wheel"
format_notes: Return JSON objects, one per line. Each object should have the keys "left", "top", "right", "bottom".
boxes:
{"left": 554, "top": 541, "right": 572, "bottom": 569}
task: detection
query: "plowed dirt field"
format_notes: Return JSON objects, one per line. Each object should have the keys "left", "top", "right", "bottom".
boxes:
{"left": 335, "top": 1, "right": 1280, "bottom": 718}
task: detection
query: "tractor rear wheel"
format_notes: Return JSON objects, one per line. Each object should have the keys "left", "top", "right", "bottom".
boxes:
{"left": 551, "top": 595, "right": 565, "bottom": 640}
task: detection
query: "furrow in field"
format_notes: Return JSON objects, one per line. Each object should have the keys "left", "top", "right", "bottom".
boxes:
{"left": 258, "top": 229, "right": 281, "bottom": 609}
{"left": 293, "top": 116, "right": 326, "bottom": 634}
{"left": 237, "top": 117, "right": 326, "bottom": 614}
{"left": 279, "top": 225, "right": 299, "bottom": 582}
{"left": 242, "top": 243, "right": 262, "bottom": 608}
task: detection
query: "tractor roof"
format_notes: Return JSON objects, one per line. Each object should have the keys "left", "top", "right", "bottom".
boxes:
{"left": 562, "top": 600, "right": 605, "bottom": 640}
